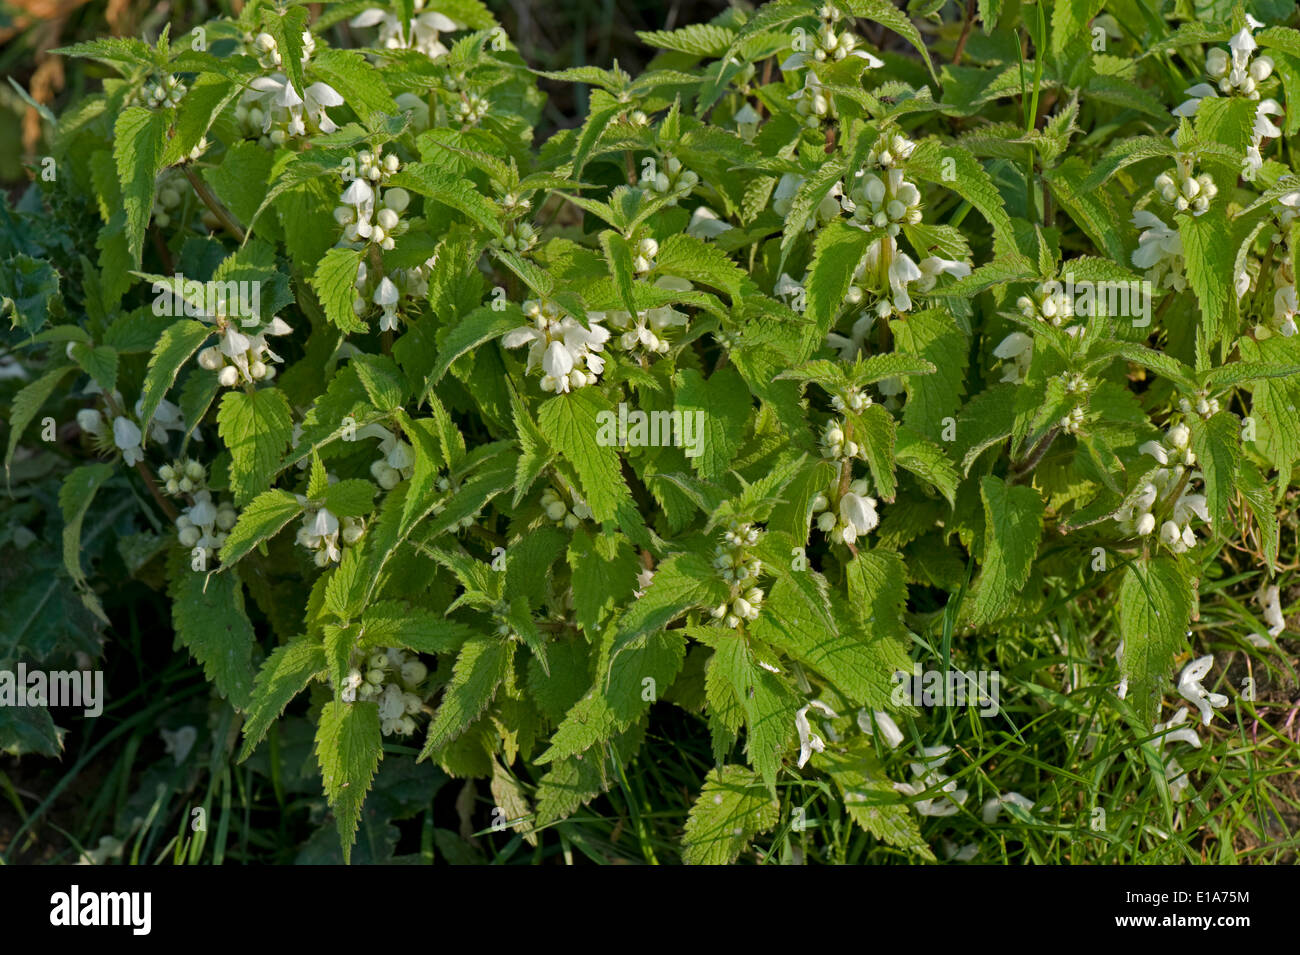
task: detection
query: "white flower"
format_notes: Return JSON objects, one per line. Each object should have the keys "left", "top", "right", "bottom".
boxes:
{"left": 686, "top": 206, "right": 732, "bottom": 239}
{"left": 839, "top": 491, "right": 879, "bottom": 537}
{"left": 77, "top": 408, "right": 104, "bottom": 436}
{"left": 895, "top": 746, "right": 968, "bottom": 816}
{"left": 772, "top": 174, "right": 802, "bottom": 218}
{"left": 795, "top": 699, "right": 839, "bottom": 768}
{"left": 857, "top": 709, "right": 904, "bottom": 749}
{"left": 303, "top": 82, "right": 344, "bottom": 134}
{"left": 374, "top": 276, "right": 400, "bottom": 331}
{"left": 1139, "top": 440, "right": 1169, "bottom": 465}
{"left": 352, "top": 3, "right": 463, "bottom": 59}
{"left": 915, "top": 256, "right": 971, "bottom": 292}
{"left": 1261, "top": 583, "right": 1286, "bottom": 636}
{"left": 1177, "top": 654, "right": 1229, "bottom": 725}
{"left": 112, "top": 416, "right": 143, "bottom": 465}
{"left": 502, "top": 304, "right": 609, "bottom": 393}
{"left": 1154, "top": 706, "right": 1202, "bottom": 750}
{"left": 981, "top": 791, "right": 1035, "bottom": 824}
{"left": 993, "top": 331, "right": 1033, "bottom": 383}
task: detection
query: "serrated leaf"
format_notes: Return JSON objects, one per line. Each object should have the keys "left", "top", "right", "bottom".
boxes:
{"left": 682, "top": 764, "right": 780, "bottom": 865}
{"left": 239, "top": 637, "right": 326, "bottom": 760}
{"left": 218, "top": 387, "right": 293, "bottom": 506}
{"left": 137, "top": 319, "right": 212, "bottom": 436}
{"left": 970, "top": 475, "right": 1044, "bottom": 625}
{"left": 316, "top": 698, "right": 383, "bottom": 864}
{"left": 1119, "top": 556, "right": 1193, "bottom": 725}
{"left": 168, "top": 559, "right": 257, "bottom": 710}
{"left": 419, "top": 637, "right": 513, "bottom": 757}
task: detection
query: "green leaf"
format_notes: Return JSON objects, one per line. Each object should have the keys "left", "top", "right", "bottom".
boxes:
{"left": 387, "top": 165, "right": 504, "bottom": 236}
{"left": 1177, "top": 210, "right": 1234, "bottom": 351}
{"left": 539, "top": 390, "right": 634, "bottom": 526}
{"left": 427, "top": 305, "right": 518, "bottom": 387}
{"left": 6, "top": 365, "right": 75, "bottom": 474}
{"left": 1189, "top": 412, "right": 1240, "bottom": 531}
{"left": 323, "top": 479, "right": 377, "bottom": 518}
{"left": 114, "top": 107, "right": 169, "bottom": 266}
{"left": 419, "top": 637, "right": 513, "bottom": 757}
{"left": 674, "top": 364, "right": 752, "bottom": 479}
{"left": 168, "top": 559, "right": 258, "bottom": 710}
{"left": 219, "top": 489, "right": 304, "bottom": 566}
{"left": 138, "top": 319, "right": 212, "bottom": 437}
{"left": 1119, "top": 556, "right": 1193, "bottom": 725}
{"left": 68, "top": 343, "right": 117, "bottom": 394}
{"left": 713, "top": 634, "right": 798, "bottom": 793}
{"left": 59, "top": 463, "right": 115, "bottom": 589}
{"left": 813, "top": 739, "right": 935, "bottom": 860}
{"left": 311, "top": 248, "right": 367, "bottom": 335}
{"left": 315, "top": 699, "right": 383, "bottom": 864}
{"left": 970, "top": 475, "right": 1044, "bottom": 625}
{"left": 218, "top": 387, "right": 293, "bottom": 506}
{"left": 681, "top": 764, "right": 780, "bottom": 865}
{"left": 894, "top": 428, "right": 958, "bottom": 506}
{"left": 239, "top": 637, "right": 326, "bottom": 761}
{"left": 805, "top": 220, "right": 872, "bottom": 354}
{"left": 891, "top": 308, "right": 967, "bottom": 437}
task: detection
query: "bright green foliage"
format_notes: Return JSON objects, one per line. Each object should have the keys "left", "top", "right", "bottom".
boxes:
{"left": 7, "top": 0, "right": 1293, "bottom": 866}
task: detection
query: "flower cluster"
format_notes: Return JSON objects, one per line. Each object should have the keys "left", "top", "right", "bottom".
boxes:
{"left": 866, "top": 131, "right": 917, "bottom": 169}
{"left": 456, "top": 91, "right": 490, "bottom": 126}
{"left": 176, "top": 489, "right": 237, "bottom": 563}
{"left": 150, "top": 171, "right": 186, "bottom": 229}
{"left": 848, "top": 168, "right": 923, "bottom": 238}
{"left": 237, "top": 35, "right": 342, "bottom": 145}
{"left": 1176, "top": 391, "right": 1222, "bottom": 419}
{"left": 1153, "top": 164, "right": 1217, "bottom": 217}
{"left": 646, "top": 156, "right": 699, "bottom": 202}
{"left": 591, "top": 277, "right": 692, "bottom": 357}
{"left": 1172, "top": 17, "right": 1283, "bottom": 175}
{"left": 1114, "top": 422, "right": 1209, "bottom": 552}
{"left": 502, "top": 300, "right": 610, "bottom": 393}
{"left": 1015, "top": 280, "right": 1077, "bottom": 330}
{"left": 1131, "top": 211, "right": 1187, "bottom": 293}
{"left": 820, "top": 417, "right": 864, "bottom": 461}
{"left": 351, "top": 256, "right": 436, "bottom": 333}
{"left": 249, "top": 30, "right": 314, "bottom": 70}
{"left": 1258, "top": 191, "right": 1300, "bottom": 338}
{"left": 781, "top": 4, "right": 882, "bottom": 72}
{"left": 295, "top": 503, "right": 365, "bottom": 567}
{"left": 811, "top": 478, "right": 880, "bottom": 546}
{"left": 196, "top": 312, "right": 293, "bottom": 388}
{"left": 342, "top": 648, "right": 429, "bottom": 736}
{"left": 133, "top": 74, "right": 186, "bottom": 109}
{"left": 709, "top": 520, "right": 765, "bottom": 629}
{"left": 893, "top": 745, "right": 968, "bottom": 817}
{"left": 540, "top": 485, "right": 593, "bottom": 529}
{"left": 350, "top": 1, "right": 463, "bottom": 59}
{"left": 357, "top": 424, "right": 415, "bottom": 489}
{"left": 335, "top": 177, "right": 410, "bottom": 251}
{"left": 158, "top": 458, "right": 207, "bottom": 496}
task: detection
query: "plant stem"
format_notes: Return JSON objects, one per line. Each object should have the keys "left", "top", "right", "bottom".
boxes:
{"left": 182, "top": 165, "right": 246, "bottom": 243}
